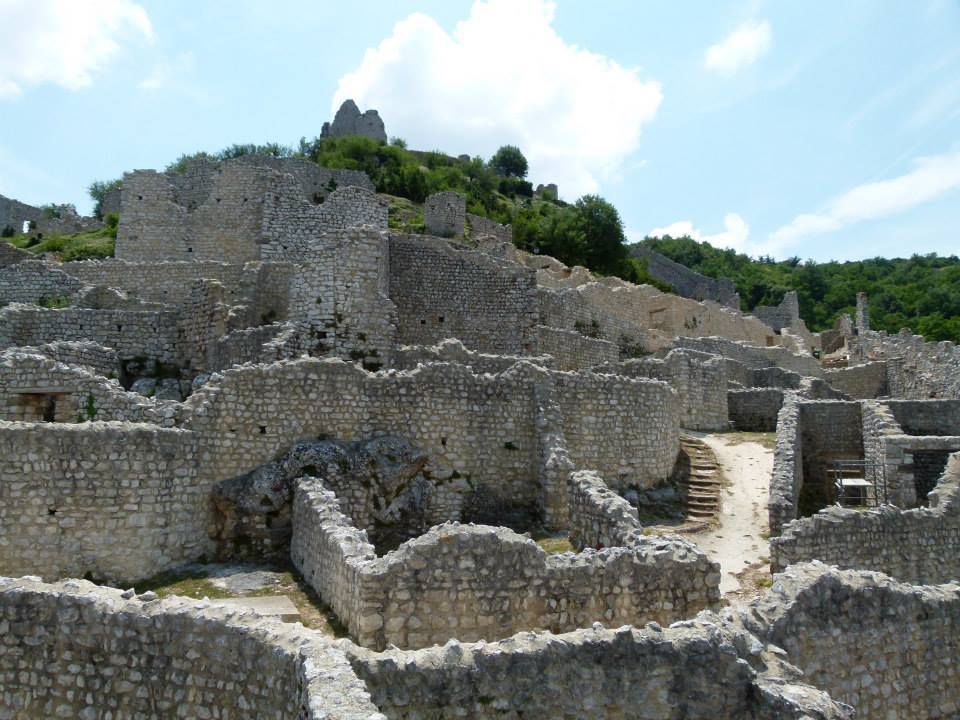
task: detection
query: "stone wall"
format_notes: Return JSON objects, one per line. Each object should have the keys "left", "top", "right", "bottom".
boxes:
{"left": 728, "top": 388, "right": 784, "bottom": 431}
{"left": 567, "top": 469, "right": 642, "bottom": 549}
{"left": 423, "top": 191, "right": 465, "bottom": 237}
{"left": 0, "top": 422, "right": 205, "bottom": 583}
{"left": 753, "top": 290, "right": 800, "bottom": 332}
{"left": 595, "top": 348, "right": 728, "bottom": 431}
{"left": 347, "top": 613, "right": 849, "bottom": 720}
{"left": 118, "top": 159, "right": 382, "bottom": 263}
{"left": 4, "top": 340, "right": 118, "bottom": 378}
{"left": 392, "top": 338, "right": 554, "bottom": 373}
{"left": 823, "top": 361, "right": 888, "bottom": 399}
{"left": 466, "top": 212, "right": 512, "bottom": 243}
{"left": 0, "top": 577, "right": 383, "bottom": 719}
{"left": 0, "top": 242, "right": 31, "bottom": 267}
{"left": 292, "top": 477, "right": 719, "bottom": 651}
{"left": 674, "top": 335, "right": 823, "bottom": 377}
{"left": 769, "top": 393, "right": 803, "bottom": 536}
{"left": 0, "top": 193, "right": 42, "bottom": 234}
{"left": 856, "top": 328, "right": 960, "bottom": 399}
{"left": 0, "top": 304, "right": 181, "bottom": 364}
{"left": 744, "top": 562, "right": 960, "bottom": 720}
{"left": 534, "top": 324, "right": 619, "bottom": 370}
{"left": 770, "top": 453, "right": 960, "bottom": 582}
{"left": 0, "top": 260, "right": 83, "bottom": 305}
{"left": 0, "top": 350, "right": 172, "bottom": 425}
{"left": 630, "top": 244, "right": 740, "bottom": 309}
{"left": 799, "top": 401, "right": 863, "bottom": 514}
{"left": 389, "top": 234, "right": 538, "bottom": 355}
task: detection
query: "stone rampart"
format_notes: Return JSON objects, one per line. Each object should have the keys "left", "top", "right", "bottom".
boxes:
{"left": 630, "top": 244, "right": 740, "bottom": 309}
{"left": 392, "top": 338, "right": 554, "bottom": 373}
{"left": 0, "top": 577, "right": 383, "bottom": 719}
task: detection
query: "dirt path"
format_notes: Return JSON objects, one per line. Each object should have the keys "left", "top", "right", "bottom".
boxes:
{"left": 690, "top": 433, "right": 773, "bottom": 595}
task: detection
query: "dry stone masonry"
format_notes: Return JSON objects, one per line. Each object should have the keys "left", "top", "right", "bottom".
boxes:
{"left": 3, "top": 114, "right": 960, "bottom": 718}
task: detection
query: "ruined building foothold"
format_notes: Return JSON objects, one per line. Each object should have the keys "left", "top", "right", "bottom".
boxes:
{"left": 321, "top": 99, "right": 388, "bottom": 142}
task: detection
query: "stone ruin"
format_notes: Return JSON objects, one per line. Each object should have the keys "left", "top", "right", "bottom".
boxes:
{"left": 1, "top": 127, "right": 960, "bottom": 718}
{"left": 322, "top": 99, "right": 387, "bottom": 142}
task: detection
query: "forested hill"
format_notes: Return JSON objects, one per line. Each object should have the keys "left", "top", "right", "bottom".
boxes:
{"left": 638, "top": 236, "right": 960, "bottom": 343}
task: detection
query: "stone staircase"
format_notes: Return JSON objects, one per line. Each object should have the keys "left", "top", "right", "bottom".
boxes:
{"left": 678, "top": 434, "right": 722, "bottom": 524}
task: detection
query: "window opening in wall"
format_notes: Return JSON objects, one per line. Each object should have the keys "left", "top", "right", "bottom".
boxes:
{"left": 912, "top": 450, "right": 955, "bottom": 507}
{"left": 21, "top": 220, "right": 29, "bottom": 233}
{"left": 42, "top": 396, "right": 56, "bottom": 423}
{"left": 441, "top": 437, "right": 447, "bottom": 447}
{"left": 438, "top": 316, "right": 445, "bottom": 323}
{"left": 420, "top": 318, "right": 426, "bottom": 325}
{"left": 259, "top": 425, "right": 267, "bottom": 435}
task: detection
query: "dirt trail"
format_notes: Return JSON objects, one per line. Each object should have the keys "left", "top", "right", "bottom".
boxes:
{"left": 690, "top": 433, "right": 772, "bottom": 595}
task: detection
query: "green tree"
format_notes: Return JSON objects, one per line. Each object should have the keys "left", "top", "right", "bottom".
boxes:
{"left": 489, "top": 145, "right": 529, "bottom": 178}
{"left": 575, "top": 195, "right": 628, "bottom": 275}
{"left": 88, "top": 179, "right": 122, "bottom": 219}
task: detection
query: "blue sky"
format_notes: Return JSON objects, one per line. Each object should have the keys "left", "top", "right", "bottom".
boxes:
{"left": 1, "top": 0, "right": 959, "bottom": 262}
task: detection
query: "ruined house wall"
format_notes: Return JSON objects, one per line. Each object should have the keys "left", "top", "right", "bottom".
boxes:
{"left": 4, "top": 340, "right": 119, "bottom": 378}
{"left": 769, "top": 393, "right": 803, "bottom": 536}
{"left": 466, "top": 212, "right": 512, "bottom": 243}
{"left": 0, "top": 351, "right": 173, "bottom": 425}
{"left": 728, "top": 388, "right": 784, "bottom": 431}
{"left": 262, "top": 226, "right": 396, "bottom": 367}
{"left": 752, "top": 291, "right": 800, "bottom": 333}
{"left": 0, "top": 260, "right": 84, "bottom": 305}
{"left": 630, "top": 244, "right": 740, "bottom": 309}
{"left": 567, "top": 469, "right": 642, "bottom": 549}
{"left": 347, "top": 617, "right": 848, "bottom": 720}
{"left": 799, "top": 401, "right": 863, "bottom": 514}
{"left": 594, "top": 349, "right": 728, "bottom": 431}
{"left": 534, "top": 325, "right": 619, "bottom": 370}
{"left": 770, "top": 454, "right": 960, "bottom": 583}
{"left": 423, "top": 191, "right": 465, "bottom": 237}
{"left": 822, "top": 361, "right": 888, "bottom": 399}
{"left": 553, "top": 372, "right": 679, "bottom": 490}
{"left": 0, "top": 305, "right": 180, "bottom": 364}
{"left": 0, "top": 422, "right": 206, "bottom": 583}
{"left": 292, "top": 477, "right": 718, "bottom": 651}
{"left": 0, "top": 578, "right": 382, "bottom": 720}
{"left": 392, "top": 338, "right": 554, "bottom": 373}
{"left": 885, "top": 399, "right": 960, "bottom": 436}
{"left": 674, "top": 336, "right": 823, "bottom": 377}
{"left": 389, "top": 234, "right": 538, "bottom": 355}
{"left": 746, "top": 562, "right": 960, "bottom": 720}
{"left": 0, "top": 194, "right": 43, "bottom": 233}
{"left": 62, "top": 259, "right": 250, "bottom": 306}
{"left": 857, "top": 328, "right": 960, "bottom": 399}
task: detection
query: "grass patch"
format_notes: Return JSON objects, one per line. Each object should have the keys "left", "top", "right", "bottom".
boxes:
{"left": 134, "top": 561, "right": 348, "bottom": 636}
{"left": 386, "top": 194, "right": 427, "bottom": 233}
{"left": 4, "top": 215, "right": 117, "bottom": 262}
{"left": 532, "top": 532, "right": 574, "bottom": 554}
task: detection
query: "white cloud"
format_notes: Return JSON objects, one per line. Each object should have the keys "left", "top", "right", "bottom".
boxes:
{"left": 647, "top": 213, "right": 751, "bottom": 252}
{"left": 140, "top": 51, "right": 195, "bottom": 91}
{"left": 770, "top": 148, "right": 960, "bottom": 246}
{"left": 0, "top": 0, "right": 153, "bottom": 99}
{"left": 332, "top": 0, "right": 662, "bottom": 198}
{"left": 704, "top": 20, "right": 771, "bottom": 76}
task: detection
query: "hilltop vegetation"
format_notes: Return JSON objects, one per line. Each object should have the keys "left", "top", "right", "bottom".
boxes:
{"left": 5, "top": 214, "right": 117, "bottom": 262}
{"left": 640, "top": 235, "right": 960, "bottom": 343}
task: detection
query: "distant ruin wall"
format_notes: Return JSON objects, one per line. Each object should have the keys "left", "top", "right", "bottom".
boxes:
{"left": 0, "top": 578, "right": 382, "bottom": 720}
{"left": 423, "top": 191, "right": 465, "bottom": 238}
{"left": 752, "top": 290, "right": 800, "bottom": 333}
{"left": 389, "top": 235, "right": 538, "bottom": 355}
{"left": 823, "top": 361, "right": 888, "bottom": 399}
{"left": 856, "top": 329, "right": 960, "bottom": 399}
{"left": 467, "top": 212, "right": 512, "bottom": 243}
{"left": 0, "top": 305, "right": 180, "bottom": 364}
{"left": 392, "top": 338, "right": 554, "bottom": 374}
{"left": 631, "top": 244, "right": 740, "bottom": 309}
{"left": 0, "top": 260, "right": 84, "bottom": 306}
{"left": 675, "top": 336, "right": 823, "bottom": 377}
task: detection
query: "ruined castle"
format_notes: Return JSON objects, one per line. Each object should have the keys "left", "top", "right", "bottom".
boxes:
{"left": 1, "top": 100, "right": 959, "bottom": 719}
